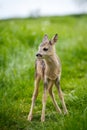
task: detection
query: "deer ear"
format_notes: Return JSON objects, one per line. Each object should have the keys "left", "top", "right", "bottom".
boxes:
{"left": 42, "top": 34, "right": 48, "bottom": 42}
{"left": 51, "top": 34, "right": 58, "bottom": 45}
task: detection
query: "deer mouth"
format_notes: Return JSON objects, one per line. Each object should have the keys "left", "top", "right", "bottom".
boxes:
{"left": 36, "top": 53, "right": 42, "bottom": 58}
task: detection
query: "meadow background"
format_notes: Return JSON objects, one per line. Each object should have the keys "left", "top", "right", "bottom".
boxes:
{"left": 0, "top": 15, "right": 87, "bottom": 130}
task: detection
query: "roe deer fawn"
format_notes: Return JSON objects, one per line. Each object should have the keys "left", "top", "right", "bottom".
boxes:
{"left": 28, "top": 34, "right": 68, "bottom": 122}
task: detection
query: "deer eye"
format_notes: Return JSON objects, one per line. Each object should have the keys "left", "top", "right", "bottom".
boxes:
{"left": 43, "top": 48, "right": 48, "bottom": 51}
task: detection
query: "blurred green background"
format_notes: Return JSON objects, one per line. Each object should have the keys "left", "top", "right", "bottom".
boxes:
{"left": 0, "top": 15, "right": 87, "bottom": 130}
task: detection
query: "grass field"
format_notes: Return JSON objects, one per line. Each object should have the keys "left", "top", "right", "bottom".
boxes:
{"left": 0, "top": 15, "right": 87, "bottom": 130}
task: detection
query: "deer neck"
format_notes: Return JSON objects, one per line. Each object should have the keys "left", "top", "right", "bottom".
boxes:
{"left": 44, "top": 54, "right": 61, "bottom": 80}
{"left": 45, "top": 54, "right": 57, "bottom": 64}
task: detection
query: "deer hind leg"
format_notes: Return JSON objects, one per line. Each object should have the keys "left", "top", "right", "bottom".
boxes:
{"left": 28, "top": 75, "right": 41, "bottom": 121}
{"left": 55, "top": 78, "right": 68, "bottom": 114}
{"left": 48, "top": 80, "right": 62, "bottom": 114}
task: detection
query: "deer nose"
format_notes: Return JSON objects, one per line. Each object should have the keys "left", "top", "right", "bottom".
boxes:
{"left": 36, "top": 53, "right": 42, "bottom": 57}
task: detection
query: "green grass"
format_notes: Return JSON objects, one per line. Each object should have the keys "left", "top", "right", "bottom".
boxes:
{"left": 0, "top": 15, "right": 87, "bottom": 130}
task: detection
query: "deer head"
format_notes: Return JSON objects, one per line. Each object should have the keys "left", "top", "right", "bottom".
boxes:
{"left": 36, "top": 34, "right": 58, "bottom": 59}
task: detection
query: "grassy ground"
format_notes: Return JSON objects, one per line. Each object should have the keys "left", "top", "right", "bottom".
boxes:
{"left": 0, "top": 15, "right": 87, "bottom": 130}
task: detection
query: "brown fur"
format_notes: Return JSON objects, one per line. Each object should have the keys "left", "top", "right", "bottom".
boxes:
{"left": 28, "top": 34, "right": 68, "bottom": 122}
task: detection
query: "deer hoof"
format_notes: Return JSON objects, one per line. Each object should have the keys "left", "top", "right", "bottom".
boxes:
{"left": 27, "top": 115, "right": 32, "bottom": 121}
{"left": 41, "top": 116, "right": 45, "bottom": 122}
{"left": 64, "top": 109, "right": 68, "bottom": 115}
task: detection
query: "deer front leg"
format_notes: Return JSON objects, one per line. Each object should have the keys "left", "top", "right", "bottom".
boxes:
{"left": 28, "top": 76, "right": 40, "bottom": 121}
{"left": 41, "top": 80, "right": 48, "bottom": 122}
{"left": 55, "top": 78, "right": 68, "bottom": 114}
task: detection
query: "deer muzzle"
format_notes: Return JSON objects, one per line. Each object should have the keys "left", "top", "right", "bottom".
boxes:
{"left": 36, "top": 53, "right": 42, "bottom": 58}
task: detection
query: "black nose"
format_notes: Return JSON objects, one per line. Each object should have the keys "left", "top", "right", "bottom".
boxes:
{"left": 36, "top": 53, "right": 42, "bottom": 57}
